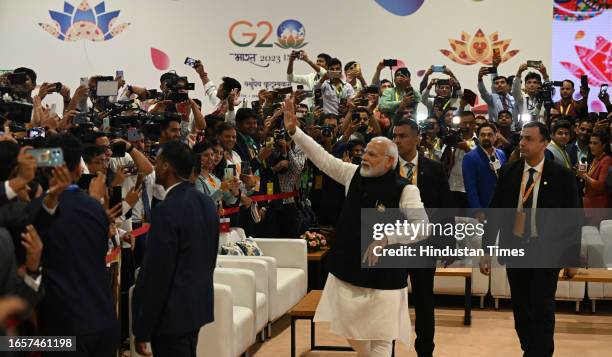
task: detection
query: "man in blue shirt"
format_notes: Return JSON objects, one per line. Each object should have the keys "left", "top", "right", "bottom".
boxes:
{"left": 463, "top": 123, "right": 507, "bottom": 222}
{"left": 478, "top": 67, "right": 515, "bottom": 123}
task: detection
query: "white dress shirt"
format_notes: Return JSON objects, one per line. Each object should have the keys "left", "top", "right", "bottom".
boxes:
{"left": 517, "top": 157, "right": 545, "bottom": 237}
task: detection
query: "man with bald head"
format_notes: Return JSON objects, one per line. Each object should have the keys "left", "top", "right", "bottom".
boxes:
{"left": 284, "top": 98, "right": 428, "bottom": 357}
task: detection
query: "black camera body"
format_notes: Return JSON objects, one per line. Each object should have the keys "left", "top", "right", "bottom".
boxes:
{"left": 442, "top": 128, "right": 462, "bottom": 147}
{"left": 535, "top": 81, "right": 555, "bottom": 106}
{"left": 163, "top": 75, "right": 194, "bottom": 103}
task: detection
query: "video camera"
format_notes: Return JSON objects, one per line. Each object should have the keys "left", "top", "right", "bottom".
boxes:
{"left": 0, "top": 72, "right": 34, "bottom": 123}
{"left": 534, "top": 81, "right": 556, "bottom": 106}
{"left": 163, "top": 74, "right": 194, "bottom": 103}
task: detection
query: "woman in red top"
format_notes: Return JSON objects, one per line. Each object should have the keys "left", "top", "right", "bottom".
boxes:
{"left": 579, "top": 132, "right": 612, "bottom": 225}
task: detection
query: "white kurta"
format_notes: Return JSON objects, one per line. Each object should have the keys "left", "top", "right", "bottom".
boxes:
{"left": 291, "top": 127, "right": 429, "bottom": 347}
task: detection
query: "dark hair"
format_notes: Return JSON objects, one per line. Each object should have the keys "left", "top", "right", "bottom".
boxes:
{"left": 82, "top": 131, "right": 108, "bottom": 145}
{"left": 346, "top": 138, "right": 365, "bottom": 153}
{"left": 235, "top": 108, "right": 258, "bottom": 124}
{"left": 394, "top": 67, "right": 411, "bottom": 78}
{"left": 562, "top": 79, "right": 575, "bottom": 88}
{"left": 460, "top": 111, "right": 476, "bottom": 119}
{"left": 191, "top": 153, "right": 202, "bottom": 176}
{"left": 13, "top": 67, "right": 37, "bottom": 85}
{"left": 0, "top": 141, "right": 20, "bottom": 181}
{"left": 591, "top": 132, "right": 611, "bottom": 155}
{"left": 319, "top": 113, "right": 338, "bottom": 125}
{"left": 43, "top": 133, "right": 83, "bottom": 171}
{"left": 298, "top": 103, "right": 309, "bottom": 111}
{"left": 394, "top": 119, "right": 420, "bottom": 135}
{"left": 222, "top": 76, "right": 241, "bottom": 93}
{"left": 344, "top": 61, "right": 356, "bottom": 72}
{"left": 192, "top": 140, "right": 215, "bottom": 154}
{"left": 493, "top": 76, "right": 508, "bottom": 83}
{"left": 216, "top": 122, "right": 236, "bottom": 136}
{"left": 476, "top": 122, "right": 498, "bottom": 136}
{"left": 497, "top": 110, "right": 512, "bottom": 118}
{"left": 578, "top": 116, "right": 594, "bottom": 126}
{"left": 523, "top": 121, "right": 550, "bottom": 141}
{"left": 317, "top": 53, "right": 332, "bottom": 67}
{"left": 159, "top": 140, "right": 193, "bottom": 180}
{"left": 380, "top": 79, "right": 392, "bottom": 86}
{"left": 328, "top": 58, "right": 342, "bottom": 69}
{"left": 160, "top": 114, "right": 182, "bottom": 131}
{"left": 551, "top": 119, "right": 572, "bottom": 134}
{"left": 524, "top": 72, "right": 542, "bottom": 83}
{"left": 82, "top": 145, "right": 105, "bottom": 164}
{"left": 160, "top": 72, "right": 179, "bottom": 84}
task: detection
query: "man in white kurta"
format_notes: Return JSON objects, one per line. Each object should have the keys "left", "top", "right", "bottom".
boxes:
{"left": 283, "top": 99, "right": 428, "bottom": 357}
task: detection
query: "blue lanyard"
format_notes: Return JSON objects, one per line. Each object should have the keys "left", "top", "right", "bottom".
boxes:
{"left": 65, "top": 184, "right": 80, "bottom": 192}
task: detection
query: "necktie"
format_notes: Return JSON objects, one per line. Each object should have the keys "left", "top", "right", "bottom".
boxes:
{"left": 141, "top": 182, "right": 152, "bottom": 223}
{"left": 501, "top": 95, "right": 509, "bottom": 111}
{"left": 405, "top": 163, "right": 415, "bottom": 184}
{"left": 523, "top": 168, "right": 536, "bottom": 238}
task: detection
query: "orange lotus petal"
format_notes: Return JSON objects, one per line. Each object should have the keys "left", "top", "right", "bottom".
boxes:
{"left": 488, "top": 32, "right": 499, "bottom": 43}
{"left": 575, "top": 31, "right": 585, "bottom": 40}
{"left": 501, "top": 49, "right": 520, "bottom": 62}
{"left": 440, "top": 49, "right": 476, "bottom": 65}
{"left": 449, "top": 39, "right": 468, "bottom": 54}
{"left": 460, "top": 31, "right": 472, "bottom": 42}
{"left": 493, "top": 40, "right": 511, "bottom": 54}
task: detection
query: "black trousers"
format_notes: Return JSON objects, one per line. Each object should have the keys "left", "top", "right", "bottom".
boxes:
{"left": 506, "top": 268, "right": 561, "bottom": 357}
{"left": 151, "top": 329, "right": 199, "bottom": 357}
{"left": 407, "top": 268, "right": 436, "bottom": 357}
{"left": 42, "top": 326, "right": 119, "bottom": 357}
{"left": 450, "top": 191, "right": 468, "bottom": 217}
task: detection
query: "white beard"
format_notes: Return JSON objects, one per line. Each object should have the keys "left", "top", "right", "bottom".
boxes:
{"left": 360, "top": 163, "right": 386, "bottom": 178}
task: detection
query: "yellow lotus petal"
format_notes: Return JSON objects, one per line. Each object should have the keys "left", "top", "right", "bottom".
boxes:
{"left": 440, "top": 49, "right": 476, "bottom": 65}
{"left": 468, "top": 29, "right": 490, "bottom": 63}
{"left": 461, "top": 31, "right": 472, "bottom": 42}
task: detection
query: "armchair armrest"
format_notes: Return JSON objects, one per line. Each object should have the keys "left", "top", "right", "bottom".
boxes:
{"left": 197, "top": 283, "right": 234, "bottom": 357}
{"left": 217, "top": 257, "right": 269, "bottom": 295}
{"left": 253, "top": 238, "right": 307, "bottom": 272}
{"left": 214, "top": 267, "right": 256, "bottom": 312}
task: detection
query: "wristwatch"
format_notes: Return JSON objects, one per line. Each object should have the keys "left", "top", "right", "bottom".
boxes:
{"left": 27, "top": 266, "right": 43, "bottom": 279}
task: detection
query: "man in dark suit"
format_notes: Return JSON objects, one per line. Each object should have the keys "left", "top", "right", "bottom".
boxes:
{"left": 132, "top": 141, "right": 219, "bottom": 357}
{"left": 480, "top": 121, "right": 581, "bottom": 357}
{"left": 31, "top": 134, "right": 119, "bottom": 357}
{"left": 393, "top": 119, "right": 455, "bottom": 357}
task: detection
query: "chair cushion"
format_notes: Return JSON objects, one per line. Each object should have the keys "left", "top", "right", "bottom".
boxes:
{"left": 236, "top": 237, "right": 264, "bottom": 256}
{"left": 220, "top": 244, "right": 245, "bottom": 256}
{"left": 233, "top": 306, "right": 255, "bottom": 356}
{"left": 271, "top": 268, "right": 307, "bottom": 321}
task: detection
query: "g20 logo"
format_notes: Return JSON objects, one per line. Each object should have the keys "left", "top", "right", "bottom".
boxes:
{"left": 229, "top": 19, "right": 307, "bottom": 49}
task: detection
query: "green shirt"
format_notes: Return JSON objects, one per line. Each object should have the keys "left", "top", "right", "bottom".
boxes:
{"left": 378, "top": 86, "right": 421, "bottom": 118}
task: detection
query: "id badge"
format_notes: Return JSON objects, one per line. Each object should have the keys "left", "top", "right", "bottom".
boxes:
{"left": 513, "top": 211, "right": 526, "bottom": 237}
{"left": 314, "top": 175, "right": 323, "bottom": 190}
{"left": 266, "top": 182, "right": 274, "bottom": 195}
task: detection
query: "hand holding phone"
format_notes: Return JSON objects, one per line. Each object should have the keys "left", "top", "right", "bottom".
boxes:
{"left": 185, "top": 57, "right": 197, "bottom": 68}
{"left": 28, "top": 148, "right": 64, "bottom": 167}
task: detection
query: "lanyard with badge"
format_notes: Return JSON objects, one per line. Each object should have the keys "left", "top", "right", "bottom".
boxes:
{"left": 560, "top": 102, "right": 572, "bottom": 116}
{"left": 513, "top": 171, "right": 539, "bottom": 237}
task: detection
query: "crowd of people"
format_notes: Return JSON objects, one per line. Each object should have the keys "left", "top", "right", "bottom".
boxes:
{"left": 1, "top": 49, "right": 611, "bottom": 357}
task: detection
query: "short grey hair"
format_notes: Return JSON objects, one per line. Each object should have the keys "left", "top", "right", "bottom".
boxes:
{"left": 370, "top": 136, "right": 399, "bottom": 169}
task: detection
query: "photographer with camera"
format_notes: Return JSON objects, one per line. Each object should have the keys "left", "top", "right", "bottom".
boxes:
{"left": 440, "top": 111, "right": 478, "bottom": 212}
{"left": 513, "top": 62, "right": 549, "bottom": 125}
{"left": 419, "top": 116, "right": 443, "bottom": 161}
{"left": 552, "top": 79, "right": 588, "bottom": 119}
{"left": 193, "top": 60, "right": 241, "bottom": 124}
{"left": 317, "top": 58, "right": 355, "bottom": 116}
{"left": 339, "top": 100, "right": 382, "bottom": 146}
{"left": 379, "top": 67, "right": 421, "bottom": 120}
{"left": 421, "top": 66, "right": 463, "bottom": 116}
{"left": 478, "top": 67, "right": 515, "bottom": 123}
{"left": 344, "top": 61, "right": 368, "bottom": 92}
{"left": 287, "top": 50, "right": 329, "bottom": 104}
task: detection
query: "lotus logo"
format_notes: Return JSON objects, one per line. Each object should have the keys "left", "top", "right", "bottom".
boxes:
{"left": 39, "top": 0, "right": 130, "bottom": 42}
{"left": 275, "top": 19, "right": 307, "bottom": 49}
{"left": 440, "top": 29, "right": 519, "bottom": 65}
{"left": 560, "top": 36, "right": 612, "bottom": 87}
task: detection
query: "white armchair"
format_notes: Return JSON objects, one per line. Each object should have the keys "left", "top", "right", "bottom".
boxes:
{"left": 198, "top": 268, "right": 256, "bottom": 357}
{"left": 252, "top": 238, "right": 308, "bottom": 326}
{"left": 217, "top": 257, "right": 269, "bottom": 341}
{"left": 197, "top": 284, "right": 234, "bottom": 357}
